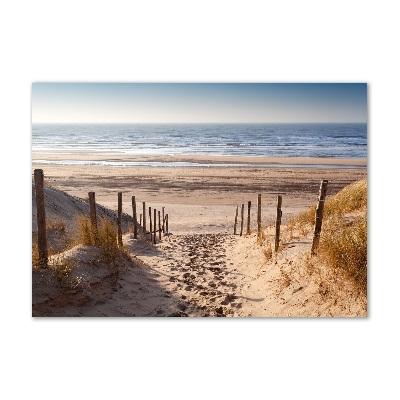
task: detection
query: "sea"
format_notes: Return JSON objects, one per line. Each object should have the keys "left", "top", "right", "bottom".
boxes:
{"left": 32, "top": 123, "right": 367, "bottom": 168}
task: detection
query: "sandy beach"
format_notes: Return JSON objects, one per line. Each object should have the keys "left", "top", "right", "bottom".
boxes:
{"left": 32, "top": 155, "right": 366, "bottom": 234}
{"left": 32, "top": 155, "right": 367, "bottom": 317}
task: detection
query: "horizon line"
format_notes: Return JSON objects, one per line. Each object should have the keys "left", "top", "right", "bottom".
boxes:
{"left": 32, "top": 121, "right": 367, "bottom": 125}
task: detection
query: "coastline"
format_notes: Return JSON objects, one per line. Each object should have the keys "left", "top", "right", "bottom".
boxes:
{"left": 32, "top": 153, "right": 367, "bottom": 167}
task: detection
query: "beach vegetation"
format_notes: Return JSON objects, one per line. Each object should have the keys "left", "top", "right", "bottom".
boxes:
{"left": 319, "top": 214, "right": 367, "bottom": 293}
{"left": 285, "top": 178, "right": 367, "bottom": 295}
{"left": 32, "top": 240, "right": 40, "bottom": 268}
{"left": 263, "top": 242, "right": 273, "bottom": 260}
{"left": 289, "top": 178, "right": 367, "bottom": 226}
{"left": 47, "top": 219, "right": 66, "bottom": 233}
{"left": 76, "top": 215, "right": 121, "bottom": 262}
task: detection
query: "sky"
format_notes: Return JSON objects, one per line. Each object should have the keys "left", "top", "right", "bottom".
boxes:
{"left": 31, "top": 83, "right": 367, "bottom": 124}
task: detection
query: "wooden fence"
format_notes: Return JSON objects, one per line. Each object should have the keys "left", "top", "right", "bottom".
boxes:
{"left": 33, "top": 169, "right": 329, "bottom": 260}
{"left": 34, "top": 169, "right": 48, "bottom": 266}
{"left": 232, "top": 180, "right": 329, "bottom": 255}
{"left": 32, "top": 169, "right": 171, "bottom": 263}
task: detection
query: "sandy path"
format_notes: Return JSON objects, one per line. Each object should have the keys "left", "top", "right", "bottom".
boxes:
{"left": 34, "top": 233, "right": 240, "bottom": 317}
{"left": 33, "top": 228, "right": 366, "bottom": 317}
{"left": 123, "top": 227, "right": 366, "bottom": 317}
{"left": 122, "top": 233, "right": 240, "bottom": 316}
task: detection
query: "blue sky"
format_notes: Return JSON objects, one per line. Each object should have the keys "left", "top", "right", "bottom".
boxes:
{"left": 32, "top": 83, "right": 367, "bottom": 123}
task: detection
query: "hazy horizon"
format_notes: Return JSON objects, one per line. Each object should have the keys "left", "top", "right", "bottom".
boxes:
{"left": 32, "top": 83, "right": 367, "bottom": 124}
{"left": 32, "top": 121, "right": 367, "bottom": 125}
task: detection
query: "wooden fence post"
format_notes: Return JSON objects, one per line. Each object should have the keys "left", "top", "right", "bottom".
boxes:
{"left": 153, "top": 208, "right": 157, "bottom": 244}
{"left": 247, "top": 201, "right": 251, "bottom": 234}
{"left": 311, "top": 180, "right": 329, "bottom": 255}
{"left": 257, "top": 194, "right": 262, "bottom": 241}
{"left": 149, "top": 207, "right": 152, "bottom": 242}
{"left": 117, "top": 192, "right": 123, "bottom": 247}
{"left": 88, "top": 191, "right": 99, "bottom": 244}
{"left": 158, "top": 210, "right": 162, "bottom": 240}
{"left": 132, "top": 196, "right": 138, "bottom": 239}
{"left": 234, "top": 206, "right": 238, "bottom": 235}
{"left": 162, "top": 207, "right": 165, "bottom": 232}
{"left": 139, "top": 213, "right": 142, "bottom": 226}
{"left": 240, "top": 204, "right": 244, "bottom": 236}
{"left": 275, "top": 195, "right": 282, "bottom": 252}
{"left": 166, "top": 214, "right": 169, "bottom": 234}
{"left": 142, "top": 202, "right": 146, "bottom": 240}
{"left": 34, "top": 169, "right": 48, "bottom": 266}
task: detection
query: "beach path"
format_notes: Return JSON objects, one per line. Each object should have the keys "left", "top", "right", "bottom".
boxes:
{"left": 33, "top": 228, "right": 366, "bottom": 317}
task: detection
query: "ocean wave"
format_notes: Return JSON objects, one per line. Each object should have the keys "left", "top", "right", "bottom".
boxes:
{"left": 32, "top": 123, "right": 367, "bottom": 159}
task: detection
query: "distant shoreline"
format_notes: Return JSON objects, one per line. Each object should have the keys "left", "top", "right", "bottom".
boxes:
{"left": 32, "top": 154, "right": 367, "bottom": 169}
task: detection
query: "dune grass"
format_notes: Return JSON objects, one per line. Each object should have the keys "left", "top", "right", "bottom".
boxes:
{"left": 32, "top": 215, "right": 123, "bottom": 268}
{"left": 76, "top": 215, "right": 121, "bottom": 262}
{"left": 284, "top": 178, "right": 367, "bottom": 294}
{"left": 289, "top": 178, "right": 367, "bottom": 227}
{"left": 318, "top": 213, "right": 367, "bottom": 293}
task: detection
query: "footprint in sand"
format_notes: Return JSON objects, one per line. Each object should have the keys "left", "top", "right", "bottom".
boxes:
{"left": 221, "top": 296, "right": 231, "bottom": 305}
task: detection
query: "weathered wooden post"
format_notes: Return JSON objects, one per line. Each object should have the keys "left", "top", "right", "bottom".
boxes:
{"left": 34, "top": 169, "right": 48, "bottom": 266}
{"left": 247, "top": 201, "right": 251, "bottom": 234}
{"left": 149, "top": 206, "right": 153, "bottom": 242}
{"left": 117, "top": 192, "right": 123, "bottom": 247}
{"left": 162, "top": 207, "right": 165, "bottom": 233}
{"left": 139, "top": 213, "right": 142, "bottom": 226}
{"left": 166, "top": 214, "right": 169, "bottom": 234}
{"left": 132, "top": 195, "right": 138, "bottom": 239}
{"left": 257, "top": 194, "right": 262, "bottom": 241}
{"left": 275, "top": 195, "right": 282, "bottom": 252}
{"left": 240, "top": 203, "right": 244, "bottom": 236}
{"left": 88, "top": 191, "right": 99, "bottom": 244}
{"left": 234, "top": 206, "right": 238, "bottom": 235}
{"left": 153, "top": 208, "right": 157, "bottom": 244}
{"left": 158, "top": 210, "right": 162, "bottom": 240}
{"left": 142, "top": 202, "right": 146, "bottom": 240}
{"left": 311, "top": 180, "right": 329, "bottom": 255}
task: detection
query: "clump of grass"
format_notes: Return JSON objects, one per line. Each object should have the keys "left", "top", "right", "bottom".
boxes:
{"left": 97, "top": 218, "right": 120, "bottom": 262}
{"left": 289, "top": 178, "right": 367, "bottom": 228}
{"left": 278, "top": 178, "right": 367, "bottom": 299}
{"left": 32, "top": 240, "right": 40, "bottom": 268}
{"left": 257, "top": 225, "right": 274, "bottom": 245}
{"left": 324, "top": 178, "right": 367, "bottom": 217}
{"left": 263, "top": 243, "right": 273, "bottom": 260}
{"left": 77, "top": 215, "right": 94, "bottom": 245}
{"left": 293, "top": 206, "right": 316, "bottom": 227}
{"left": 47, "top": 219, "right": 66, "bottom": 233}
{"left": 76, "top": 216, "right": 120, "bottom": 262}
{"left": 319, "top": 214, "right": 367, "bottom": 293}
{"left": 277, "top": 268, "right": 292, "bottom": 294}
{"left": 32, "top": 235, "right": 61, "bottom": 269}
